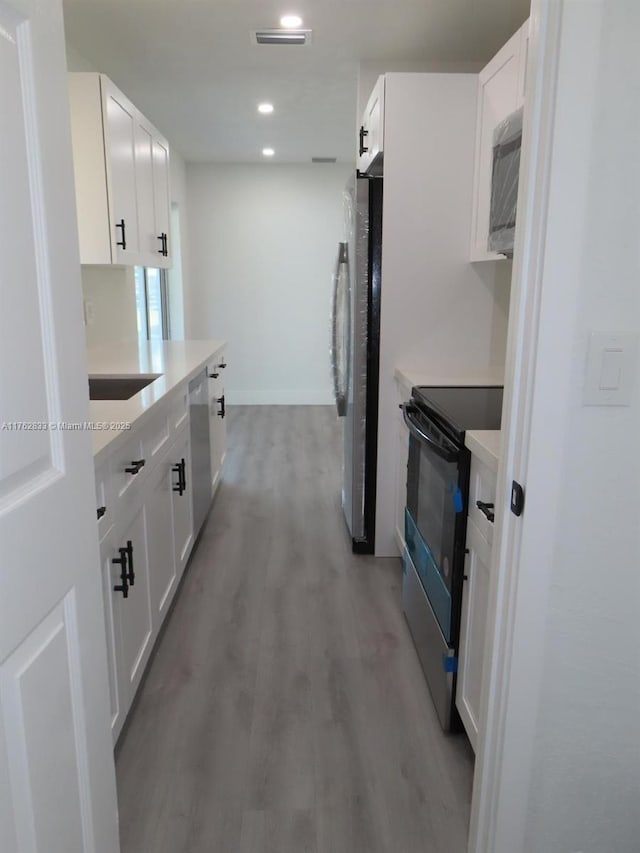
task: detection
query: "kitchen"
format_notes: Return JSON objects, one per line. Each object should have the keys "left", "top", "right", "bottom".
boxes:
{"left": 2, "top": 3, "right": 635, "bottom": 849}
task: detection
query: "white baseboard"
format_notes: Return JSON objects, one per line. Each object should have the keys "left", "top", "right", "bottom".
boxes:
{"left": 225, "top": 390, "right": 334, "bottom": 405}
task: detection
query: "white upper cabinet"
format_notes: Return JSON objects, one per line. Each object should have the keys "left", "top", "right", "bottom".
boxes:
{"left": 68, "top": 72, "right": 171, "bottom": 268}
{"left": 136, "top": 113, "right": 172, "bottom": 267}
{"left": 469, "top": 19, "right": 530, "bottom": 261}
{"left": 357, "top": 75, "right": 385, "bottom": 175}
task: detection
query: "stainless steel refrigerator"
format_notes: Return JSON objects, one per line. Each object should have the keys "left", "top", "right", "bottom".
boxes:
{"left": 331, "top": 174, "right": 383, "bottom": 554}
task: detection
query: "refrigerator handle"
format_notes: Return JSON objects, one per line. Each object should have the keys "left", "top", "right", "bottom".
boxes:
{"left": 331, "top": 243, "right": 348, "bottom": 417}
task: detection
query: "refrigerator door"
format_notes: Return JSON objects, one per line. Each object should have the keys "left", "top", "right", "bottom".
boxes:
{"left": 342, "top": 175, "right": 370, "bottom": 541}
{"left": 330, "top": 242, "right": 349, "bottom": 417}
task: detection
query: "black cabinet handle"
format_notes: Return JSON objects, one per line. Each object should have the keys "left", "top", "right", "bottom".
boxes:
{"left": 163, "top": 233, "right": 168, "bottom": 256}
{"left": 97, "top": 506, "right": 106, "bottom": 521}
{"left": 125, "top": 539, "right": 135, "bottom": 586}
{"left": 172, "top": 459, "right": 185, "bottom": 495}
{"left": 208, "top": 370, "right": 219, "bottom": 379}
{"left": 180, "top": 458, "right": 187, "bottom": 492}
{"left": 115, "top": 218, "right": 127, "bottom": 250}
{"left": 217, "top": 394, "right": 225, "bottom": 419}
{"left": 157, "top": 233, "right": 168, "bottom": 257}
{"left": 358, "top": 125, "right": 369, "bottom": 156}
{"left": 219, "top": 361, "right": 227, "bottom": 369}
{"left": 476, "top": 501, "right": 495, "bottom": 523}
{"left": 112, "top": 548, "right": 129, "bottom": 598}
{"left": 125, "top": 458, "right": 146, "bottom": 475}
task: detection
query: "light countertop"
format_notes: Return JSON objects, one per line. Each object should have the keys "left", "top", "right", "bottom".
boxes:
{"left": 395, "top": 366, "right": 505, "bottom": 395}
{"left": 465, "top": 429, "right": 501, "bottom": 471}
{"left": 88, "top": 340, "right": 225, "bottom": 462}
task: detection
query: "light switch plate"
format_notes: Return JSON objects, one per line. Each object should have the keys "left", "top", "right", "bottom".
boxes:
{"left": 583, "top": 331, "right": 638, "bottom": 406}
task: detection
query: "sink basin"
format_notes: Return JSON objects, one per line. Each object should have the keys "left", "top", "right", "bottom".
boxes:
{"left": 88, "top": 374, "right": 161, "bottom": 401}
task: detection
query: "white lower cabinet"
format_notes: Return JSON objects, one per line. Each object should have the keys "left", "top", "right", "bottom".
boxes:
{"left": 95, "top": 382, "right": 202, "bottom": 746}
{"left": 146, "top": 457, "right": 178, "bottom": 627}
{"left": 170, "top": 426, "right": 194, "bottom": 579}
{"left": 114, "top": 503, "right": 154, "bottom": 712}
{"left": 206, "top": 352, "right": 227, "bottom": 496}
{"left": 456, "top": 516, "right": 492, "bottom": 752}
{"left": 100, "top": 528, "right": 124, "bottom": 742}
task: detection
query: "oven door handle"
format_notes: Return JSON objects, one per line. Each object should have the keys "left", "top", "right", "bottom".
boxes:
{"left": 401, "top": 403, "right": 459, "bottom": 463}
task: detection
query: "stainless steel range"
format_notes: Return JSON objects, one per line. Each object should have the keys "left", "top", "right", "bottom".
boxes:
{"left": 401, "top": 385, "right": 503, "bottom": 731}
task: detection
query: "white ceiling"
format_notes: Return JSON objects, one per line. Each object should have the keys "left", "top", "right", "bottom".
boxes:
{"left": 62, "top": 0, "right": 529, "bottom": 164}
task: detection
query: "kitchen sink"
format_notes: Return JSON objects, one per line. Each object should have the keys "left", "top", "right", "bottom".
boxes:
{"left": 88, "top": 374, "right": 162, "bottom": 400}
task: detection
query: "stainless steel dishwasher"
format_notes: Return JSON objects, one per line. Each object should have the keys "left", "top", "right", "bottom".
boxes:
{"left": 189, "top": 369, "right": 212, "bottom": 535}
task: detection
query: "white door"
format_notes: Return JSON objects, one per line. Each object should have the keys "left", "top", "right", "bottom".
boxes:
{"left": 0, "top": 1, "right": 120, "bottom": 850}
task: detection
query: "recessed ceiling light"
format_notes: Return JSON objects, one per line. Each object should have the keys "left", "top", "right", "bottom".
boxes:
{"left": 262, "top": 148, "right": 275, "bottom": 157}
{"left": 258, "top": 103, "right": 274, "bottom": 114}
{"left": 280, "top": 14, "right": 303, "bottom": 28}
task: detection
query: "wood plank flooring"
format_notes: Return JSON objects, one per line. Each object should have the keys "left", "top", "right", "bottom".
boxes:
{"left": 116, "top": 406, "right": 474, "bottom": 853}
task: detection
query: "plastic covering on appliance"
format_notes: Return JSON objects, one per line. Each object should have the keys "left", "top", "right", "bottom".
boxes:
{"left": 488, "top": 107, "right": 523, "bottom": 256}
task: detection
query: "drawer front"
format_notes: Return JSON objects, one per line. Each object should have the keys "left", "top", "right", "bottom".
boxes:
{"left": 112, "top": 433, "right": 145, "bottom": 502}
{"left": 141, "top": 411, "right": 170, "bottom": 465}
{"left": 170, "top": 387, "right": 189, "bottom": 432}
{"left": 468, "top": 455, "right": 497, "bottom": 545}
{"left": 94, "top": 459, "right": 113, "bottom": 542}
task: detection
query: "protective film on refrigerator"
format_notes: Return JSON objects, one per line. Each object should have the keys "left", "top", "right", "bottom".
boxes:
{"left": 330, "top": 243, "right": 349, "bottom": 417}
{"left": 488, "top": 107, "right": 523, "bottom": 256}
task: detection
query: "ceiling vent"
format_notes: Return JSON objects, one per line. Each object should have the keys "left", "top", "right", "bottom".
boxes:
{"left": 252, "top": 29, "right": 312, "bottom": 46}
{"left": 311, "top": 157, "right": 337, "bottom": 163}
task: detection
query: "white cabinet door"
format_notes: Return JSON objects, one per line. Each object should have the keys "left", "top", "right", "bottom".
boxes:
{"left": 100, "top": 531, "right": 125, "bottom": 744}
{"left": 0, "top": 1, "right": 119, "bottom": 848}
{"left": 456, "top": 518, "right": 492, "bottom": 752}
{"left": 206, "top": 355, "right": 227, "bottom": 496}
{"left": 102, "top": 78, "right": 139, "bottom": 263}
{"left": 153, "top": 137, "right": 171, "bottom": 265}
{"left": 114, "top": 504, "right": 153, "bottom": 706}
{"left": 145, "top": 458, "right": 178, "bottom": 628}
{"left": 171, "top": 428, "right": 194, "bottom": 579}
{"left": 358, "top": 75, "right": 385, "bottom": 175}
{"left": 134, "top": 118, "right": 157, "bottom": 261}
{"left": 469, "top": 27, "right": 522, "bottom": 261}
{"left": 136, "top": 117, "right": 171, "bottom": 268}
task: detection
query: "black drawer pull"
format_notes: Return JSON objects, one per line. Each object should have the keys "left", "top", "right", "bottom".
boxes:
{"left": 125, "top": 458, "right": 146, "bottom": 475}
{"left": 476, "top": 501, "right": 495, "bottom": 523}
{"left": 217, "top": 394, "right": 225, "bottom": 419}
{"left": 172, "top": 459, "right": 186, "bottom": 495}
{"left": 125, "top": 539, "right": 135, "bottom": 586}
{"left": 219, "top": 361, "right": 227, "bottom": 369}
{"left": 115, "top": 218, "right": 127, "bottom": 250}
{"left": 97, "top": 505, "right": 106, "bottom": 520}
{"left": 112, "top": 548, "right": 129, "bottom": 598}
{"left": 208, "top": 370, "right": 219, "bottom": 379}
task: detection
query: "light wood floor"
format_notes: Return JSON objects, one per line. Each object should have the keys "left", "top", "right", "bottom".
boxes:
{"left": 116, "top": 406, "right": 474, "bottom": 853}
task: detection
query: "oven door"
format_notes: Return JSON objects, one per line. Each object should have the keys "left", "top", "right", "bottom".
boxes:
{"left": 402, "top": 402, "right": 463, "bottom": 644}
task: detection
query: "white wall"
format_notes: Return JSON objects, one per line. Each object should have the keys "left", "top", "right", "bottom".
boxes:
{"left": 483, "top": 1, "right": 640, "bottom": 850}
{"left": 185, "top": 163, "right": 353, "bottom": 404}
{"left": 375, "top": 74, "right": 511, "bottom": 556}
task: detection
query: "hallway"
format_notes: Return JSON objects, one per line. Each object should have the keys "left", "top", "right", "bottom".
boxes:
{"left": 116, "top": 406, "right": 474, "bottom": 852}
